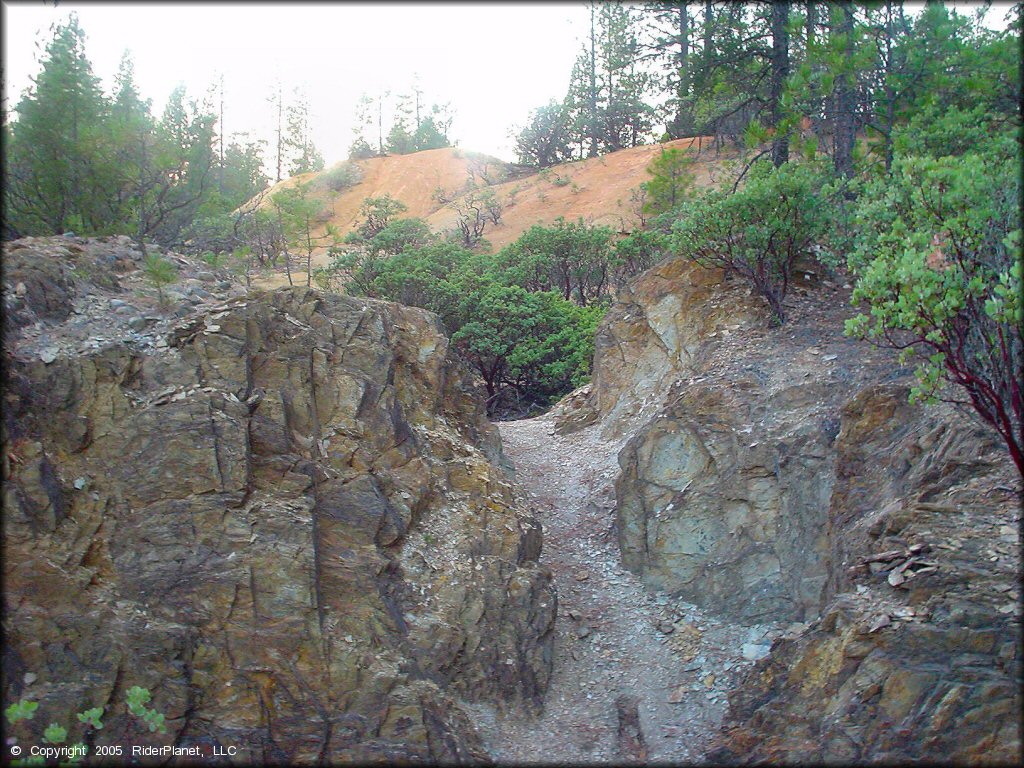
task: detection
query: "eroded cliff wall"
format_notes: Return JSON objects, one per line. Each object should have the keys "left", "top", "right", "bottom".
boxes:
{"left": 2, "top": 237, "right": 555, "bottom": 763}
{"left": 565, "top": 253, "right": 1020, "bottom": 762}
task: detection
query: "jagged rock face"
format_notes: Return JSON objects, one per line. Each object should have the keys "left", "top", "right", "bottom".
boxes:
{"left": 597, "top": 257, "right": 851, "bottom": 623}
{"left": 2, "top": 238, "right": 555, "bottom": 763}
{"left": 580, "top": 252, "right": 1019, "bottom": 762}
{"left": 615, "top": 376, "right": 837, "bottom": 624}
{"left": 575, "top": 257, "right": 762, "bottom": 436}
{"left": 708, "top": 385, "right": 1020, "bottom": 764}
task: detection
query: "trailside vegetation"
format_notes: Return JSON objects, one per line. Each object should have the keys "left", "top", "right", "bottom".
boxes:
{"left": 634, "top": 3, "right": 1020, "bottom": 474}
{"left": 314, "top": 204, "right": 655, "bottom": 418}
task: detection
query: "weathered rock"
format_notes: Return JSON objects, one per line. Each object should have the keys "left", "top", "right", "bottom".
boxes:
{"left": 614, "top": 694, "right": 648, "bottom": 762}
{"left": 615, "top": 376, "right": 838, "bottom": 623}
{"left": 584, "top": 252, "right": 1019, "bottom": 763}
{"left": 3, "top": 239, "right": 555, "bottom": 763}
{"left": 706, "top": 384, "right": 1020, "bottom": 763}
{"left": 554, "top": 258, "right": 760, "bottom": 436}
{"left": 600, "top": 258, "right": 860, "bottom": 622}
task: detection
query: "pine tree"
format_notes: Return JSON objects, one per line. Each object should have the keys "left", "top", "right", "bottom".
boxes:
{"left": 284, "top": 88, "right": 324, "bottom": 175}
{"left": 108, "top": 50, "right": 155, "bottom": 233}
{"left": 4, "top": 14, "right": 111, "bottom": 234}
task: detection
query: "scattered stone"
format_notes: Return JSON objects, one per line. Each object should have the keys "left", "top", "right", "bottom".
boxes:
{"left": 867, "top": 614, "right": 891, "bottom": 633}
{"left": 741, "top": 643, "right": 770, "bottom": 661}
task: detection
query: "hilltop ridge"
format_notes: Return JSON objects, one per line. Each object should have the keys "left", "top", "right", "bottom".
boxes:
{"left": 252, "top": 138, "right": 733, "bottom": 287}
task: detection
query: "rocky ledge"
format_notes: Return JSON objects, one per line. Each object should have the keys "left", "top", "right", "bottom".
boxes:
{"left": 2, "top": 236, "right": 555, "bottom": 763}
{"left": 565, "top": 254, "right": 1021, "bottom": 763}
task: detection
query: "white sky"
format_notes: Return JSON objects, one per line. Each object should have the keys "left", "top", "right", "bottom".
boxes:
{"left": 2, "top": 2, "right": 590, "bottom": 165}
{"left": 2, "top": 2, "right": 1011, "bottom": 168}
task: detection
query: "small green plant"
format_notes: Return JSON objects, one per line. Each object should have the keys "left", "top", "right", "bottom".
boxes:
{"left": 199, "top": 250, "right": 225, "bottom": 269}
{"left": 143, "top": 254, "right": 178, "bottom": 306}
{"left": 127, "top": 686, "right": 166, "bottom": 733}
{"left": 5, "top": 699, "right": 38, "bottom": 724}
{"left": 43, "top": 722, "right": 68, "bottom": 744}
{"left": 6, "top": 699, "right": 87, "bottom": 766}
{"left": 552, "top": 175, "right": 570, "bottom": 187}
{"left": 76, "top": 707, "right": 104, "bottom": 730}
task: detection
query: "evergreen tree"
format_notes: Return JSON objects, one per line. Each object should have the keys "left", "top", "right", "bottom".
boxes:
{"left": 513, "top": 101, "right": 573, "bottom": 167}
{"left": 4, "top": 14, "right": 112, "bottom": 235}
{"left": 641, "top": 2, "right": 695, "bottom": 138}
{"left": 125, "top": 84, "right": 216, "bottom": 249}
{"left": 598, "top": 2, "right": 655, "bottom": 150}
{"left": 284, "top": 88, "right": 324, "bottom": 175}
{"left": 108, "top": 50, "right": 155, "bottom": 233}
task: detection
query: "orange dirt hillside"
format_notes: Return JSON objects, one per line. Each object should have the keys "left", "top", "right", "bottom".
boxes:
{"left": 252, "top": 137, "right": 732, "bottom": 288}
{"left": 426, "top": 136, "right": 730, "bottom": 251}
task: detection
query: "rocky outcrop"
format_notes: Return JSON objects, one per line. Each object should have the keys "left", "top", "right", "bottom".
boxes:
{"left": 708, "top": 386, "right": 1020, "bottom": 764}
{"left": 554, "top": 257, "right": 762, "bottom": 436}
{"left": 2, "top": 237, "right": 555, "bottom": 763}
{"left": 595, "top": 258, "right": 870, "bottom": 622}
{"left": 580, "top": 253, "right": 1020, "bottom": 762}
{"left": 614, "top": 376, "right": 837, "bottom": 624}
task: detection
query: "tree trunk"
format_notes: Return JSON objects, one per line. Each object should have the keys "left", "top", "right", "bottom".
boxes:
{"left": 701, "top": 0, "right": 714, "bottom": 92}
{"left": 589, "top": 2, "right": 599, "bottom": 157}
{"left": 673, "top": 2, "right": 691, "bottom": 136}
{"left": 275, "top": 81, "right": 283, "bottom": 183}
{"left": 806, "top": 0, "right": 817, "bottom": 50}
{"left": 833, "top": 1, "right": 856, "bottom": 181}
{"left": 679, "top": 3, "right": 689, "bottom": 90}
{"left": 771, "top": 1, "right": 791, "bottom": 167}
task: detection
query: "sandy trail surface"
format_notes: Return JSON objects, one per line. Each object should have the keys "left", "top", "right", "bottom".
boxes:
{"left": 464, "top": 413, "right": 783, "bottom": 765}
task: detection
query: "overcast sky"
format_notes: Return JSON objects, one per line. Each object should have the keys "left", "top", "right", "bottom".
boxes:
{"left": 2, "top": 2, "right": 1011, "bottom": 168}
{"left": 2, "top": 2, "right": 590, "bottom": 165}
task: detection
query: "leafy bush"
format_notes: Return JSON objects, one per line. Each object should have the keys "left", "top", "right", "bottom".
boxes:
{"left": 613, "top": 229, "right": 671, "bottom": 287}
{"left": 669, "top": 160, "right": 832, "bottom": 324}
{"left": 451, "top": 285, "right": 604, "bottom": 415}
{"left": 845, "top": 132, "right": 1022, "bottom": 474}
{"left": 313, "top": 161, "right": 364, "bottom": 193}
{"left": 492, "top": 217, "right": 616, "bottom": 306}
{"left": 327, "top": 229, "right": 609, "bottom": 418}
{"left": 353, "top": 194, "right": 408, "bottom": 240}
{"left": 364, "top": 217, "right": 434, "bottom": 257}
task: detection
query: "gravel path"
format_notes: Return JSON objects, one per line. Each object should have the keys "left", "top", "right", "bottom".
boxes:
{"left": 464, "top": 414, "right": 784, "bottom": 765}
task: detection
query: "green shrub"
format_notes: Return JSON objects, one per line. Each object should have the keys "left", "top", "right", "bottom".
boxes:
{"left": 669, "top": 160, "right": 832, "bottom": 324}
{"left": 143, "top": 254, "right": 178, "bottom": 306}
{"left": 314, "top": 161, "right": 364, "bottom": 193}
{"left": 4, "top": 684, "right": 164, "bottom": 767}
{"left": 845, "top": 132, "right": 1022, "bottom": 474}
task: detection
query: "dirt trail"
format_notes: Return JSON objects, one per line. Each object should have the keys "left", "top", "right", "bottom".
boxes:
{"left": 464, "top": 414, "right": 784, "bottom": 765}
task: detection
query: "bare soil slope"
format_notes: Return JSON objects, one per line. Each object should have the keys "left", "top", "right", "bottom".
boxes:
{"left": 427, "top": 136, "right": 731, "bottom": 251}
{"left": 254, "top": 138, "right": 734, "bottom": 288}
